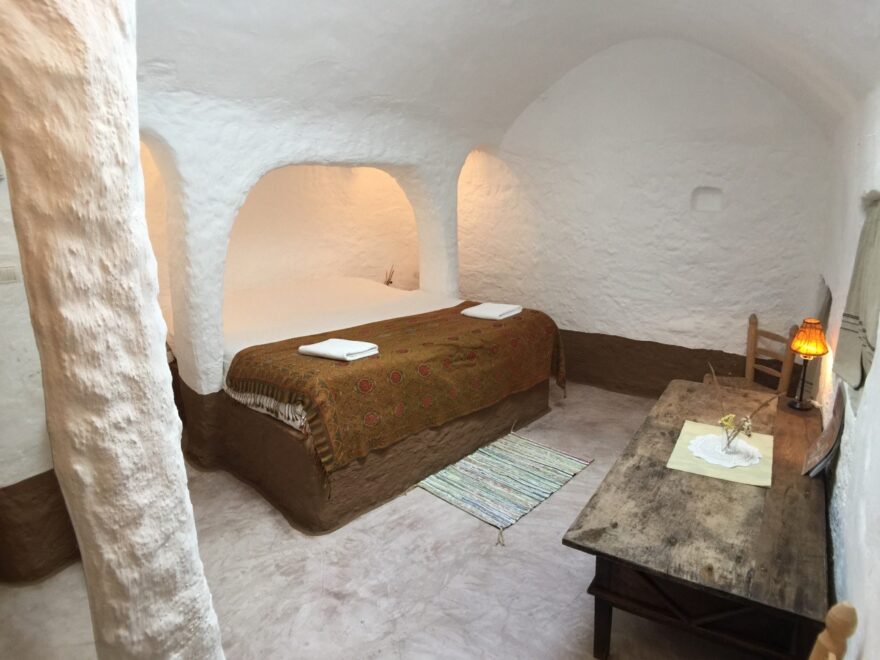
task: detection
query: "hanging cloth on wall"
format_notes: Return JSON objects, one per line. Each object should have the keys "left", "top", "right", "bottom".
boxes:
{"left": 834, "top": 193, "right": 880, "bottom": 400}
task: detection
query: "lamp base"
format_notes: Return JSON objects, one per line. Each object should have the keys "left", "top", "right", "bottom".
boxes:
{"left": 788, "top": 398, "right": 814, "bottom": 411}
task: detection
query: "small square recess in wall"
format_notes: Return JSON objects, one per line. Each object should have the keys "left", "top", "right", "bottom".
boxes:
{"left": 691, "top": 186, "right": 723, "bottom": 212}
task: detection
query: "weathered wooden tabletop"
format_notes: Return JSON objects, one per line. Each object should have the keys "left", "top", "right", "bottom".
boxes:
{"left": 563, "top": 379, "right": 827, "bottom": 622}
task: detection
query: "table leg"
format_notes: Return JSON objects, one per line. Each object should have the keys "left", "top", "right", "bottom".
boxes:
{"left": 593, "top": 595, "right": 612, "bottom": 659}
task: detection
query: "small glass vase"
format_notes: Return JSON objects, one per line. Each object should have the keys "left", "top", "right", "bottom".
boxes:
{"left": 722, "top": 430, "right": 739, "bottom": 454}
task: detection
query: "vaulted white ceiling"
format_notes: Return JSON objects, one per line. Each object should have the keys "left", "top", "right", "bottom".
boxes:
{"left": 137, "top": 0, "right": 880, "bottom": 138}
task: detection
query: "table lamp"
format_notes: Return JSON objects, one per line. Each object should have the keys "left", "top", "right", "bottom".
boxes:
{"left": 788, "top": 318, "right": 829, "bottom": 411}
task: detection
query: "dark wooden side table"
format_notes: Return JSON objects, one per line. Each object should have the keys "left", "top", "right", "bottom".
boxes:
{"left": 563, "top": 380, "right": 826, "bottom": 659}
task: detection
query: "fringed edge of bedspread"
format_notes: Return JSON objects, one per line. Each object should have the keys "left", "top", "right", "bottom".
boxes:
{"left": 223, "top": 386, "right": 311, "bottom": 435}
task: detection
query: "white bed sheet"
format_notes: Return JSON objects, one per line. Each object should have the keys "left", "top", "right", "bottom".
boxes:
{"left": 220, "top": 277, "right": 461, "bottom": 374}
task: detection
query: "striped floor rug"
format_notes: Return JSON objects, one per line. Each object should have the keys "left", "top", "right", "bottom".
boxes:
{"left": 419, "top": 432, "right": 591, "bottom": 531}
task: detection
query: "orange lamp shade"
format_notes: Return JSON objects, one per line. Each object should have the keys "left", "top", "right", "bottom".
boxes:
{"left": 790, "top": 318, "right": 829, "bottom": 358}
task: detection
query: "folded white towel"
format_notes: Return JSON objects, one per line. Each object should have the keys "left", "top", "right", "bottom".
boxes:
{"left": 298, "top": 338, "right": 379, "bottom": 361}
{"left": 461, "top": 303, "right": 523, "bottom": 320}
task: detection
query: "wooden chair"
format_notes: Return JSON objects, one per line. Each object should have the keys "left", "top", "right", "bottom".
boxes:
{"left": 703, "top": 314, "right": 798, "bottom": 394}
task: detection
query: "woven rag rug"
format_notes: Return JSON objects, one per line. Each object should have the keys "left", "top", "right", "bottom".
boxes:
{"left": 419, "top": 432, "right": 590, "bottom": 542}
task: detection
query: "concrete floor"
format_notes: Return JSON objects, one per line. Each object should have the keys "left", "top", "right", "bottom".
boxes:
{"left": 0, "top": 384, "right": 756, "bottom": 659}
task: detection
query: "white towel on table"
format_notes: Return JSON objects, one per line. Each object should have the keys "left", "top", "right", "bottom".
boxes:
{"left": 298, "top": 338, "right": 378, "bottom": 361}
{"left": 461, "top": 303, "right": 523, "bottom": 320}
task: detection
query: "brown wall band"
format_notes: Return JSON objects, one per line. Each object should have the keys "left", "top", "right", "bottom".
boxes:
{"left": 560, "top": 330, "right": 799, "bottom": 398}
{"left": 0, "top": 470, "right": 79, "bottom": 582}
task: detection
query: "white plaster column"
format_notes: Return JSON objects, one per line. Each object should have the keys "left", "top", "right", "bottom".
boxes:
{"left": 165, "top": 160, "right": 248, "bottom": 395}
{"left": 395, "top": 167, "right": 461, "bottom": 297}
{"left": 0, "top": 2, "right": 224, "bottom": 658}
{"left": 170, "top": 217, "right": 229, "bottom": 394}
{"left": 139, "top": 125, "right": 259, "bottom": 395}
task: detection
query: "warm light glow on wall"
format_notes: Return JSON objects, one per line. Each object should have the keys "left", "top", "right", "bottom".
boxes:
{"left": 348, "top": 166, "right": 397, "bottom": 194}
{"left": 140, "top": 142, "right": 173, "bottom": 332}
{"left": 224, "top": 164, "right": 419, "bottom": 294}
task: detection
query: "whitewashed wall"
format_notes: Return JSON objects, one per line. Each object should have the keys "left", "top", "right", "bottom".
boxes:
{"left": 224, "top": 165, "right": 419, "bottom": 295}
{"left": 458, "top": 38, "right": 831, "bottom": 355}
{"left": 0, "top": 156, "right": 51, "bottom": 487}
{"left": 824, "top": 86, "right": 880, "bottom": 658}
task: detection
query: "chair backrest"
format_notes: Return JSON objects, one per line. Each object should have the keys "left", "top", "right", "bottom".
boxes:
{"left": 744, "top": 314, "right": 798, "bottom": 394}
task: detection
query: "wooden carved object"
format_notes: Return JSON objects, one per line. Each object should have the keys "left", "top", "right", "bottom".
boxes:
{"left": 809, "top": 602, "right": 858, "bottom": 660}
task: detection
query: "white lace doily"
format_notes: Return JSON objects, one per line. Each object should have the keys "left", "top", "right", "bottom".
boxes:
{"left": 689, "top": 433, "right": 762, "bottom": 468}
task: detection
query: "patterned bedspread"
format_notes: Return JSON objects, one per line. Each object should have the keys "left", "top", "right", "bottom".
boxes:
{"left": 225, "top": 302, "right": 565, "bottom": 473}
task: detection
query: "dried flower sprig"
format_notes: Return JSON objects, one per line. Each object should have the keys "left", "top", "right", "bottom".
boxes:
{"left": 707, "top": 363, "right": 776, "bottom": 451}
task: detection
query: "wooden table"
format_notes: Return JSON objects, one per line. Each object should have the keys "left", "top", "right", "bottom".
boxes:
{"left": 563, "top": 380, "right": 827, "bottom": 659}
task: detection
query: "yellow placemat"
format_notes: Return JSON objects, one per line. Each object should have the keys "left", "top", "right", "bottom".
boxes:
{"left": 666, "top": 420, "right": 774, "bottom": 487}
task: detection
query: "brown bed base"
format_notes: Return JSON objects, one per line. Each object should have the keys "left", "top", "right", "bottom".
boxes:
{"left": 179, "top": 379, "right": 550, "bottom": 533}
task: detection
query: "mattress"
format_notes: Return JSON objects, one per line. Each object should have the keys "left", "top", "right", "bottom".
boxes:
{"left": 221, "top": 277, "right": 461, "bottom": 374}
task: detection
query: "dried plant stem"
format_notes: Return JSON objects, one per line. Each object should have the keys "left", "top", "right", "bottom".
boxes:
{"left": 707, "top": 362, "right": 728, "bottom": 416}
{"left": 747, "top": 393, "right": 778, "bottom": 420}
{"left": 384, "top": 265, "right": 395, "bottom": 287}
{"left": 708, "top": 362, "right": 776, "bottom": 450}
{"left": 723, "top": 394, "right": 777, "bottom": 448}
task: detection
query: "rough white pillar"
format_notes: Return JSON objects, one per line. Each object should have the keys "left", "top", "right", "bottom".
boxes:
{"left": 0, "top": 2, "right": 224, "bottom": 658}
{"left": 138, "top": 128, "right": 254, "bottom": 395}
{"left": 135, "top": 133, "right": 228, "bottom": 395}
{"left": 166, "top": 164, "right": 244, "bottom": 395}
{"left": 169, "top": 206, "right": 229, "bottom": 394}
{"left": 395, "top": 167, "right": 461, "bottom": 297}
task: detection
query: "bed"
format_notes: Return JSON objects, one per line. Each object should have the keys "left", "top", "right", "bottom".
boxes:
{"left": 178, "top": 277, "right": 564, "bottom": 533}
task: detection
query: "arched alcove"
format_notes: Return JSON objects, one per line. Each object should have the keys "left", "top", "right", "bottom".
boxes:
{"left": 219, "top": 163, "right": 421, "bottom": 369}
{"left": 224, "top": 164, "right": 419, "bottom": 296}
